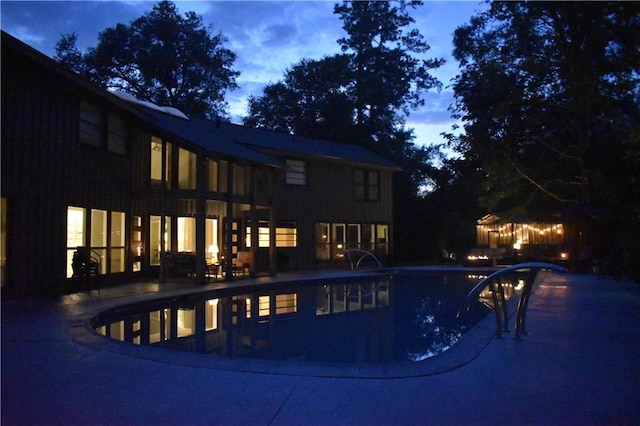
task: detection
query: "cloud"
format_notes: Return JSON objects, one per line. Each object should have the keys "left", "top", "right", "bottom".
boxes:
{"left": 264, "top": 24, "right": 298, "bottom": 46}
{"left": 1, "top": 1, "right": 153, "bottom": 54}
{"left": 0, "top": 0, "right": 485, "bottom": 149}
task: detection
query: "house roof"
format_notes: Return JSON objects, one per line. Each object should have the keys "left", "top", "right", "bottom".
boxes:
{"left": 213, "top": 122, "right": 402, "bottom": 170}
{"left": 130, "top": 104, "right": 283, "bottom": 168}
{"left": 2, "top": 30, "right": 400, "bottom": 172}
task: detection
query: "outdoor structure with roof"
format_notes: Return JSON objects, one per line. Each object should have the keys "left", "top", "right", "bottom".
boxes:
{"left": 468, "top": 214, "right": 568, "bottom": 265}
{"left": 1, "top": 31, "right": 399, "bottom": 297}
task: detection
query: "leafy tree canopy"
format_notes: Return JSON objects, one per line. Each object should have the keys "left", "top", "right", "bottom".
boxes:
{"left": 55, "top": 0, "right": 239, "bottom": 119}
{"left": 449, "top": 1, "right": 640, "bottom": 277}
{"left": 244, "top": 0, "right": 445, "bottom": 195}
{"left": 449, "top": 1, "right": 640, "bottom": 218}
{"left": 335, "top": 0, "right": 444, "bottom": 121}
{"left": 245, "top": 55, "right": 354, "bottom": 141}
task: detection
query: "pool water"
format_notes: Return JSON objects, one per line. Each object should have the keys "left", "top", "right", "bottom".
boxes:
{"left": 93, "top": 272, "right": 498, "bottom": 364}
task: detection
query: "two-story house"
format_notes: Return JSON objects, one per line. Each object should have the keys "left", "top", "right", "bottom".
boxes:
{"left": 1, "top": 31, "right": 399, "bottom": 297}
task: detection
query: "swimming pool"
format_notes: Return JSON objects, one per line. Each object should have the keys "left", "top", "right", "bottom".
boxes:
{"left": 90, "top": 270, "right": 513, "bottom": 367}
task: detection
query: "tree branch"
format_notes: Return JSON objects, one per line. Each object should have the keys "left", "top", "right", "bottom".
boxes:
{"left": 504, "top": 153, "right": 579, "bottom": 203}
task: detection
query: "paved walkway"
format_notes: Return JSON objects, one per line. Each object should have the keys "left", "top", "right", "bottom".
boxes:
{"left": 2, "top": 271, "right": 640, "bottom": 425}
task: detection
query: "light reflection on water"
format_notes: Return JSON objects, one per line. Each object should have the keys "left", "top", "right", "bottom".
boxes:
{"left": 93, "top": 272, "right": 510, "bottom": 363}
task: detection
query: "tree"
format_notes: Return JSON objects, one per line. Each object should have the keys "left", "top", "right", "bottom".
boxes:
{"left": 245, "top": 0, "right": 444, "bottom": 177}
{"left": 334, "top": 0, "right": 444, "bottom": 129}
{"left": 55, "top": 0, "right": 239, "bottom": 119}
{"left": 244, "top": 55, "right": 355, "bottom": 142}
{"left": 243, "top": 0, "right": 448, "bottom": 263}
{"left": 450, "top": 1, "right": 640, "bottom": 277}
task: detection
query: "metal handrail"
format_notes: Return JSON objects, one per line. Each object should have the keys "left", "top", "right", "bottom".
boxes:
{"left": 344, "top": 249, "right": 383, "bottom": 270}
{"left": 457, "top": 262, "right": 565, "bottom": 339}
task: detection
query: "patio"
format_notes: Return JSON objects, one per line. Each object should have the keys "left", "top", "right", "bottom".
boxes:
{"left": 2, "top": 271, "right": 639, "bottom": 424}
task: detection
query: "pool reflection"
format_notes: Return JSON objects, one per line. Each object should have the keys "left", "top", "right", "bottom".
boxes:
{"left": 94, "top": 274, "right": 496, "bottom": 363}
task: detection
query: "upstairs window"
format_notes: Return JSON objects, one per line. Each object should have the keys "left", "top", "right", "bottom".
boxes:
{"left": 208, "top": 160, "right": 219, "bottom": 191}
{"left": 178, "top": 148, "right": 197, "bottom": 189}
{"left": 285, "top": 159, "right": 307, "bottom": 186}
{"left": 233, "top": 164, "right": 247, "bottom": 195}
{"left": 80, "top": 101, "right": 128, "bottom": 155}
{"left": 79, "top": 101, "right": 104, "bottom": 147}
{"left": 354, "top": 169, "right": 380, "bottom": 201}
{"left": 150, "top": 137, "right": 171, "bottom": 188}
{"left": 107, "top": 113, "right": 127, "bottom": 155}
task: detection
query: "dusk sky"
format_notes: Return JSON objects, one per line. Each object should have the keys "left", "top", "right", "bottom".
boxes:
{"left": 1, "top": 0, "right": 488, "bottom": 149}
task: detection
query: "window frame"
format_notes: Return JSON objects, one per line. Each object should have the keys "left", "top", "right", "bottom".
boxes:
{"left": 285, "top": 159, "right": 308, "bottom": 186}
{"left": 354, "top": 168, "right": 380, "bottom": 202}
{"left": 79, "top": 101, "right": 104, "bottom": 148}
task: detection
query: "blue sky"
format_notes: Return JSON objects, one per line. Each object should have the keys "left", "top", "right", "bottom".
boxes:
{"left": 1, "top": 0, "right": 488, "bottom": 149}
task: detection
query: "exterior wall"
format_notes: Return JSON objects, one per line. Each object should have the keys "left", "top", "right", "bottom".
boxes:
{"left": 1, "top": 42, "right": 132, "bottom": 296}
{"left": 270, "top": 156, "right": 394, "bottom": 270}
{"left": 1, "top": 33, "right": 396, "bottom": 296}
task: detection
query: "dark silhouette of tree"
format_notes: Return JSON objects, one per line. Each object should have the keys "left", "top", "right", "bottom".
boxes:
{"left": 55, "top": 0, "right": 239, "bottom": 119}
{"left": 334, "top": 0, "right": 444, "bottom": 134}
{"left": 245, "top": 55, "right": 354, "bottom": 141}
{"left": 244, "top": 0, "right": 444, "bottom": 192}
{"left": 243, "top": 1, "right": 447, "bottom": 263}
{"left": 450, "top": 1, "right": 640, "bottom": 277}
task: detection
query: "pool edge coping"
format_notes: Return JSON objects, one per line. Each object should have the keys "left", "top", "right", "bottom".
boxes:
{"left": 66, "top": 268, "right": 505, "bottom": 379}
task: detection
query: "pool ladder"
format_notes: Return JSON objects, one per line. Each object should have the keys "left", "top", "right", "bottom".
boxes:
{"left": 344, "top": 249, "right": 383, "bottom": 270}
{"left": 457, "top": 262, "right": 565, "bottom": 339}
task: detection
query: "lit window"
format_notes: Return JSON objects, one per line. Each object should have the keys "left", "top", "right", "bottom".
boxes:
{"left": 275, "top": 294, "right": 297, "bottom": 315}
{"left": 66, "top": 207, "right": 127, "bottom": 276}
{"left": 246, "top": 226, "right": 270, "bottom": 248}
{"left": 258, "top": 296, "right": 270, "bottom": 317}
{"left": 150, "top": 215, "right": 171, "bottom": 266}
{"left": 150, "top": 137, "right": 171, "bottom": 188}
{"left": 91, "top": 209, "right": 107, "bottom": 274}
{"left": 66, "top": 206, "right": 86, "bottom": 278}
{"left": 246, "top": 224, "right": 297, "bottom": 248}
{"left": 178, "top": 148, "right": 196, "bottom": 189}
{"left": 285, "top": 159, "right": 307, "bottom": 186}
{"left": 177, "top": 217, "right": 196, "bottom": 252}
{"left": 110, "top": 212, "right": 125, "bottom": 273}
{"left": 276, "top": 227, "right": 297, "bottom": 247}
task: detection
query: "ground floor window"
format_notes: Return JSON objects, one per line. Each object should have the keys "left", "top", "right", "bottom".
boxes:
{"left": 177, "top": 217, "right": 196, "bottom": 252}
{"left": 132, "top": 216, "right": 143, "bottom": 272}
{"left": 276, "top": 226, "right": 297, "bottom": 248}
{"left": 245, "top": 222, "right": 297, "bottom": 248}
{"left": 66, "top": 206, "right": 126, "bottom": 277}
{"left": 315, "top": 222, "right": 389, "bottom": 261}
{"left": 206, "top": 218, "right": 219, "bottom": 264}
{"left": 111, "top": 212, "right": 126, "bottom": 273}
{"left": 150, "top": 216, "right": 171, "bottom": 266}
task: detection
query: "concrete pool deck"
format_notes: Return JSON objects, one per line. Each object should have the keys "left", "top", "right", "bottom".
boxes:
{"left": 2, "top": 269, "right": 640, "bottom": 424}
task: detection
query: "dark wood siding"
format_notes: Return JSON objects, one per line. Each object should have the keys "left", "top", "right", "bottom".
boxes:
{"left": 271, "top": 157, "right": 394, "bottom": 270}
{"left": 2, "top": 41, "right": 131, "bottom": 296}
